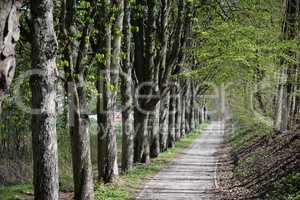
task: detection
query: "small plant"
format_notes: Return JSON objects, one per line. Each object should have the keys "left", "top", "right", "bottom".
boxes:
{"left": 266, "top": 173, "right": 300, "bottom": 200}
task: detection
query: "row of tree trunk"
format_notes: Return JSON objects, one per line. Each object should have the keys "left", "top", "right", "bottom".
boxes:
{"left": 274, "top": 0, "right": 300, "bottom": 132}
{"left": 0, "top": 0, "right": 209, "bottom": 199}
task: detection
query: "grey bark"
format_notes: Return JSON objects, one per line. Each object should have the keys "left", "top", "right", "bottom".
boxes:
{"left": 158, "top": 0, "right": 170, "bottom": 86}
{"left": 30, "top": 0, "right": 59, "bottom": 199}
{"left": 189, "top": 81, "right": 195, "bottom": 130}
{"left": 121, "top": 0, "right": 134, "bottom": 172}
{"left": 175, "top": 89, "right": 182, "bottom": 141}
{"left": 194, "top": 106, "right": 199, "bottom": 127}
{"left": 290, "top": 68, "right": 300, "bottom": 128}
{"left": 0, "top": 0, "right": 21, "bottom": 95}
{"left": 97, "top": 0, "right": 113, "bottom": 182}
{"left": 275, "top": 69, "right": 288, "bottom": 131}
{"left": 63, "top": 0, "right": 94, "bottom": 198}
{"left": 180, "top": 83, "right": 186, "bottom": 137}
{"left": 275, "top": 0, "right": 299, "bottom": 131}
{"left": 159, "top": 90, "right": 170, "bottom": 151}
{"left": 109, "top": 0, "right": 123, "bottom": 178}
{"left": 168, "top": 85, "right": 176, "bottom": 148}
{"left": 98, "top": 0, "right": 123, "bottom": 182}
{"left": 133, "top": 0, "right": 156, "bottom": 164}
{"left": 134, "top": 110, "right": 150, "bottom": 164}
{"left": 185, "top": 81, "right": 191, "bottom": 133}
{"left": 150, "top": 102, "right": 160, "bottom": 158}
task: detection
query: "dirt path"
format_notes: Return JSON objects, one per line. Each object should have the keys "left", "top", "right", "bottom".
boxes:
{"left": 135, "top": 121, "right": 224, "bottom": 200}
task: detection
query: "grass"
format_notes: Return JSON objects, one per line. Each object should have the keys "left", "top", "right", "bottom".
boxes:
{"left": 0, "top": 124, "right": 207, "bottom": 200}
{"left": 228, "top": 122, "right": 272, "bottom": 150}
{"left": 0, "top": 183, "right": 32, "bottom": 200}
{"left": 266, "top": 173, "right": 300, "bottom": 200}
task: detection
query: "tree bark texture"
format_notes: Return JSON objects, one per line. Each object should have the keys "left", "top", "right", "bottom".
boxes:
{"left": 134, "top": 110, "right": 150, "bottom": 164}
{"left": 31, "top": 0, "right": 59, "bottom": 199}
{"left": 180, "top": 83, "right": 186, "bottom": 137}
{"left": 0, "top": 0, "right": 21, "bottom": 94}
{"left": 175, "top": 90, "right": 182, "bottom": 141}
{"left": 185, "top": 81, "right": 191, "bottom": 133}
{"left": 64, "top": 0, "right": 94, "bottom": 198}
{"left": 159, "top": 90, "right": 170, "bottom": 151}
{"left": 98, "top": 0, "right": 123, "bottom": 182}
{"left": 275, "top": 0, "right": 300, "bottom": 131}
{"left": 121, "top": 0, "right": 134, "bottom": 172}
{"left": 150, "top": 102, "right": 160, "bottom": 158}
{"left": 168, "top": 85, "right": 176, "bottom": 148}
{"left": 189, "top": 81, "right": 195, "bottom": 130}
{"left": 133, "top": 0, "right": 156, "bottom": 164}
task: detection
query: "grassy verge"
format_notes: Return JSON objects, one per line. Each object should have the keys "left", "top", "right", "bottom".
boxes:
{"left": 0, "top": 124, "right": 207, "bottom": 200}
{"left": 0, "top": 183, "right": 32, "bottom": 200}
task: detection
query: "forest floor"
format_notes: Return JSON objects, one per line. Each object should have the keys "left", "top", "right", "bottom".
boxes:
{"left": 135, "top": 121, "right": 224, "bottom": 200}
{"left": 215, "top": 123, "right": 300, "bottom": 200}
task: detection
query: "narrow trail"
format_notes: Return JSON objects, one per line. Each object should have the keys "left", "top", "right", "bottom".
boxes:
{"left": 135, "top": 121, "right": 225, "bottom": 200}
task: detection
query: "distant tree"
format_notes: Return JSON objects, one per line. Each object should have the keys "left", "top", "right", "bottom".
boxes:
{"left": 275, "top": 0, "right": 300, "bottom": 131}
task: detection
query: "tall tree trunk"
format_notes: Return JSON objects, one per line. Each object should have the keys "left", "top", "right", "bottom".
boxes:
{"left": 185, "top": 81, "right": 191, "bottom": 133}
{"left": 134, "top": 110, "right": 150, "bottom": 163}
{"left": 275, "top": 69, "right": 289, "bottom": 131}
{"left": 98, "top": 0, "right": 123, "bottom": 182}
{"left": 275, "top": 0, "right": 299, "bottom": 131}
{"left": 121, "top": 0, "right": 134, "bottom": 172}
{"left": 149, "top": 0, "right": 161, "bottom": 159}
{"left": 189, "top": 81, "right": 195, "bottom": 130}
{"left": 175, "top": 91, "right": 182, "bottom": 141}
{"left": 194, "top": 106, "right": 199, "bottom": 127}
{"left": 31, "top": 0, "right": 59, "bottom": 199}
{"left": 159, "top": 90, "right": 170, "bottom": 151}
{"left": 158, "top": 0, "right": 170, "bottom": 86}
{"left": 69, "top": 89, "right": 94, "bottom": 199}
{"left": 97, "top": 0, "right": 112, "bottom": 182}
{"left": 133, "top": 0, "right": 156, "bottom": 164}
{"left": 180, "top": 83, "right": 186, "bottom": 137}
{"left": 0, "top": 0, "right": 21, "bottom": 95}
{"left": 168, "top": 85, "right": 176, "bottom": 148}
{"left": 291, "top": 67, "right": 300, "bottom": 128}
{"left": 150, "top": 103, "right": 160, "bottom": 157}
{"left": 64, "top": 0, "right": 94, "bottom": 198}
{"left": 109, "top": 0, "right": 123, "bottom": 178}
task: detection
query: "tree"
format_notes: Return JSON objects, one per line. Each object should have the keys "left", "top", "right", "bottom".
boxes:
{"left": 0, "top": 0, "right": 21, "bottom": 96}
{"left": 94, "top": 0, "right": 114, "bottom": 182}
{"left": 121, "top": 0, "right": 134, "bottom": 171}
{"left": 30, "top": 0, "right": 59, "bottom": 199}
{"left": 62, "top": 0, "right": 94, "bottom": 198}
{"left": 275, "top": 0, "right": 300, "bottom": 131}
{"left": 133, "top": 0, "right": 156, "bottom": 164}
{"left": 97, "top": 0, "right": 124, "bottom": 182}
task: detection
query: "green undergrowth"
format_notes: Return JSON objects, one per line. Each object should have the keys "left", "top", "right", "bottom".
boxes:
{"left": 0, "top": 124, "right": 207, "bottom": 200}
{"left": 228, "top": 121, "right": 272, "bottom": 150}
{"left": 0, "top": 183, "right": 32, "bottom": 200}
{"left": 266, "top": 173, "right": 300, "bottom": 200}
